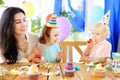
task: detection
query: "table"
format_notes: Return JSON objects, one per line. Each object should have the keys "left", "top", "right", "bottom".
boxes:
{"left": 0, "top": 62, "right": 119, "bottom": 80}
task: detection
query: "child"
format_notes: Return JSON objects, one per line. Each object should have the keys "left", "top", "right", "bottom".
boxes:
{"left": 80, "top": 22, "right": 111, "bottom": 63}
{"left": 39, "top": 14, "right": 62, "bottom": 62}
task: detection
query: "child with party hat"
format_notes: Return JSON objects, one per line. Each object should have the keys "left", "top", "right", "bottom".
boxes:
{"left": 80, "top": 10, "right": 112, "bottom": 63}
{"left": 39, "top": 13, "right": 62, "bottom": 62}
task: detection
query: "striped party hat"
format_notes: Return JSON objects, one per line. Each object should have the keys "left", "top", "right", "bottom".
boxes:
{"left": 47, "top": 13, "right": 57, "bottom": 28}
{"left": 100, "top": 10, "right": 111, "bottom": 26}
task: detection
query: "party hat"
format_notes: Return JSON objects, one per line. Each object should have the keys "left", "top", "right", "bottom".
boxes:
{"left": 47, "top": 13, "right": 57, "bottom": 28}
{"left": 100, "top": 10, "right": 111, "bottom": 26}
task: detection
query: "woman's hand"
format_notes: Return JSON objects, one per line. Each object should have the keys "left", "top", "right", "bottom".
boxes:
{"left": 56, "top": 52, "right": 62, "bottom": 62}
{"left": 27, "top": 44, "right": 44, "bottom": 62}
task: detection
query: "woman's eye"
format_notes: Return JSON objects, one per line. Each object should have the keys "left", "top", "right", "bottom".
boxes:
{"left": 15, "top": 21, "right": 21, "bottom": 24}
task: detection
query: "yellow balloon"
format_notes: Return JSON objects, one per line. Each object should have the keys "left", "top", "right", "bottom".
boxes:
{"left": 22, "top": 2, "right": 35, "bottom": 18}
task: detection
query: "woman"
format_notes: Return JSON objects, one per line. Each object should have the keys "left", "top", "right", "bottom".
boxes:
{"left": 0, "top": 7, "right": 44, "bottom": 64}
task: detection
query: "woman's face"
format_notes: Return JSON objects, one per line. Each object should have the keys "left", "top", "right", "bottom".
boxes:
{"left": 14, "top": 12, "right": 27, "bottom": 36}
{"left": 49, "top": 28, "right": 59, "bottom": 44}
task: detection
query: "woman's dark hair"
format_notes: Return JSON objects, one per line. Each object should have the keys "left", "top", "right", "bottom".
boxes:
{"left": 39, "top": 25, "right": 52, "bottom": 44}
{"left": 0, "top": 7, "right": 25, "bottom": 64}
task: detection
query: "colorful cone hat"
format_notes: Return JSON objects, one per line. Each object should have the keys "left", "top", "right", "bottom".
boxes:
{"left": 47, "top": 13, "right": 57, "bottom": 28}
{"left": 100, "top": 10, "right": 111, "bottom": 26}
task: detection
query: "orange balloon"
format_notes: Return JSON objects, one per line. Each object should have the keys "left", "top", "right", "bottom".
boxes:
{"left": 46, "top": 14, "right": 52, "bottom": 23}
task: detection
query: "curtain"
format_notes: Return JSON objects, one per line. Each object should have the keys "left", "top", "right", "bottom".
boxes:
{"left": 105, "top": 0, "right": 120, "bottom": 52}
{"left": 68, "top": 0, "right": 85, "bottom": 32}
{"left": 54, "top": 0, "right": 62, "bottom": 16}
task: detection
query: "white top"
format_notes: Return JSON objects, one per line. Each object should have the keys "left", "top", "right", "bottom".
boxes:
{"left": 0, "top": 33, "right": 39, "bottom": 63}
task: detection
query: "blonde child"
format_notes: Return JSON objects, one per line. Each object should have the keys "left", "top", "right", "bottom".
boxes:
{"left": 39, "top": 14, "right": 62, "bottom": 62}
{"left": 80, "top": 22, "right": 111, "bottom": 63}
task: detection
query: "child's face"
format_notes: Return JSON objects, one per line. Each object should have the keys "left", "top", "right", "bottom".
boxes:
{"left": 91, "top": 29, "right": 105, "bottom": 44}
{"left": 49, "top": 28, "right": 59, "bottom": 44}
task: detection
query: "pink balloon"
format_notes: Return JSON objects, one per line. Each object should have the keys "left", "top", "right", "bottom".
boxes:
{"left": 57, "top": 17, "right": 71, "bottom": 41}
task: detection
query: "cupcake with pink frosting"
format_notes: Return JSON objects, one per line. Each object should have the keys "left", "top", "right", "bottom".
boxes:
{"left": 64, "top": 62, "right": 75, "bottom": 77}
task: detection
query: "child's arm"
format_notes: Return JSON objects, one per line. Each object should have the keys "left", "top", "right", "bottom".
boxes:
{"left": 83, "top": 46, "right": 92, "bottom": 56}
{"left": 80, "top": 56, "right": 108, "bottom": 63}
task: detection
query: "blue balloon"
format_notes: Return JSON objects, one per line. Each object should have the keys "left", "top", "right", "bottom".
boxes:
{"left": 88, "top": 6, "right": 104, "bottom": 25}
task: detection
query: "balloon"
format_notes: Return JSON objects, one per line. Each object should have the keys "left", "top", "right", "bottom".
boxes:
{"left": 22, "top": 2, "right": 35, "bottom": 18}
{"left": 46, "top": 14, "right": 52, "bottom": 23}
{"left": 88, "top": 6, "right": 104, "bottom": 25}
{"left": 57, "top": 17, "right": 71, "bottom": 41}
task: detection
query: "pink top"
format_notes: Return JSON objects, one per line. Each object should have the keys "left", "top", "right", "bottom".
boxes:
{"left": 89, "top": 40, "right": 111, "bottom": 58}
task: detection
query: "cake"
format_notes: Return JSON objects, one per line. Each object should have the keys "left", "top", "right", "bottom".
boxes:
{"left": 94, "top": 63, "right": 106, "bottom": 78}
{"left": 27, "top": 64, "right": 39, "bottom": 80}
{"left": 64, "top": 62, "right": 75, "bottom": 77}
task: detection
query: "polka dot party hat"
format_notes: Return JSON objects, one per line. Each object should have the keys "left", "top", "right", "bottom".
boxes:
{"left": 47, "top": 13, "right": 57, "bottom": 28}
{"left": 100, "top": 10, "right": 111, "bottom": 26}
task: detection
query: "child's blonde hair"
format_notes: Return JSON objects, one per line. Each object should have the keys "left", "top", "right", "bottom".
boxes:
{"left": 91, "top": 22, "right": 110, "bottom": 39}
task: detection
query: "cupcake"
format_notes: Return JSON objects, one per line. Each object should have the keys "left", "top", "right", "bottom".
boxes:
{"left": 64, "top": 62, "right": 75, "bottom": 77}
{"left": 27, "top": 64, "right": 39, "bottom": 80}
{"left": 94, "top": 63, "right": 106, "bottom": 78}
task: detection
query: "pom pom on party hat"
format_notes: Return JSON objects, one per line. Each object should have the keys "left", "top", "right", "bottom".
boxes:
{"left": 100, "top": 10, "right": 111, "bottom": 26}
{"left": 47, "top": 13, "right": 57, "bottom": 28}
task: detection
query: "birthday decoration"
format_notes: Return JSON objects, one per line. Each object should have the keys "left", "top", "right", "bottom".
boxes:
{"left": 22, "top": 1, "right": 35, "bottom": 18}
{"left": 112, "top": 53, "right": 120, "bottom": 62}
{"left": 35, "top": 53, "right": 42, "bottom": 58}
{"left": 46, "top": 14, "right": 52, "bottom": 24}
{"left": 87, "top": 38, "right": 92, "bottom": 44}
{"left": 57, "top": 17, "right": 71, "bottom": 41}
{"left": 88, "top": 6, "right": 104, "bottom": 25}
{"left": 0, "top": 67, "right": 8, "bottom": 76}
{"left": 47, "top": 14, "right": 57, "bottom": 28}
{"left": 111, "top": 52, "right": 120, "bottom": 74}
{"left": 10, "top": 69, "right": 20, "bottom": 75}
{"left": 100, "top": 10, "right": 111, "bottom": 26}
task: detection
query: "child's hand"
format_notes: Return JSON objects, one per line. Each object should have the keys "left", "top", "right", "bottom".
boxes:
{"left": 56, "top": 52, "right": 62, "bottom": 62}
{"left": 87, "top": 38, "right": 96, "bottom": 48}
{"left": 80, "top": 55, "right": 88, "bottom": 62}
